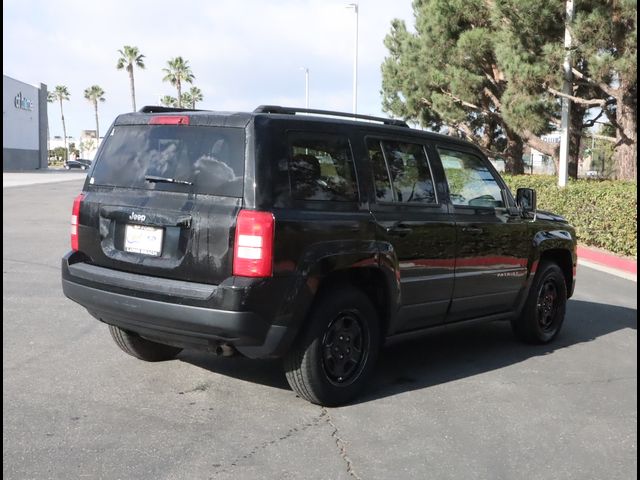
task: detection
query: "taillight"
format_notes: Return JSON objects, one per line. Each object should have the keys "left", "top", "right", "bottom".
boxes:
{"left": 149, "top": 115, "right": 190, "bottom": 125}
{"left": 233, "top": 210, "right": 275, "bottom": 277}
{"left": 70, "top": 193, "right": 84, "bottom": 251}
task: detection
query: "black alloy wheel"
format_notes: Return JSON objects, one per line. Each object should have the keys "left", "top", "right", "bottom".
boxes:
{"left": 284, "top": 286, "right": 380, "bottom": 406}
{"left": 321, "top": 310, "right": 368, "bottom": 386}
{"left": 537, "top": 279, "right": 559, "bottom": 332}
{"left": 511, "top": 261, "right": 567, "bottom": 344}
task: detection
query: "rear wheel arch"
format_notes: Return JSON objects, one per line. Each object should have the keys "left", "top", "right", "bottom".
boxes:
{"left": 314, "top": 267, "right": 392, "bottom": 339}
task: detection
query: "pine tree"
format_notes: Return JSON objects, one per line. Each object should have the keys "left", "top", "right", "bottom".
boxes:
{"left": 381, "top": 0, "right": 637, "bottom": 179}
{"left": 570, "top": 0, "right": 637, "bottom": 180}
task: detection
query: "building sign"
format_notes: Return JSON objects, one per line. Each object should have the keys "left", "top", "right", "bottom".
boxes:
{"left": 14, "top": 92, "right": 34, "bottom": 111}
{"left": 541, "top": 134, "right": 561, "bottom": 144}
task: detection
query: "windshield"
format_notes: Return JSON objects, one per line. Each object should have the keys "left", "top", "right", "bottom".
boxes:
{"left": 90, "top": 124, "right": 245, "bottom": 197}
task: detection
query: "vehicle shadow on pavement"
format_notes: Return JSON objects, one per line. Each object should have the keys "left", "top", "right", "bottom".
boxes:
{"left": 360, "top": 299, "right": 636, "bottom": 404}
{"left": 177, "top": 354, "right": 290, "bottom": 390}
{"left": 177, "top": 299, "right": 637, "bottom": 401}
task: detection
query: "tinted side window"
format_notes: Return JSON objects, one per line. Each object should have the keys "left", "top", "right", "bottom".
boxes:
{"left": 438, "top": 148, "right": 504, "bottom": 208}
{"left": 367, "top": 139, "right": 437, "bottom": 204}
{"left": 367, "top": 139, "right": 394, "bottom": 202}
{"left": 288, "top": 133, "right": 358, "bottom": 202}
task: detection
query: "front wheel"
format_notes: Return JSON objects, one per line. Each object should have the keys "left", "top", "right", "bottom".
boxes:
{"left": 512, "top": 261, "right": 567, "bottom": 344}
{"left": 109, "top": 325, "right": 182, "bottom": 362}
{"left": 284, "top": 287, "right": 380, "bottom": 406}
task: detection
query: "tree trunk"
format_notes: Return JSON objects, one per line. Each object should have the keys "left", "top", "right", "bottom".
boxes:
{"left": 614, "top": 88, "right": 637, "bottom": 180}
{"left": 59, "top": 99, "right": 67, "bottom": 161}
{"left": 94, "top": 101, "right": 100, "bottom": 143}
{"left": 177, "top": 81, "right": 182, "bottom": 108}
{"left": 569, "top": 103, "right": 585, "bottom": 179}
{"left": 503, "top": 133, "right": 524, "bottom": 174}
{"left": 128, "top": 66, "right": 136, "bottom": 112}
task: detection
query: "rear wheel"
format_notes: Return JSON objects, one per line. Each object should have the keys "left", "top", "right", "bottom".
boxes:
{"left": 109, "top": 325, "right": 182, "bottom": 362}
{"left": 284, "top": 287, "right": 380, "bottom": 406}
{"left": 512, "top": 261, "right": 567, "bottom": 344}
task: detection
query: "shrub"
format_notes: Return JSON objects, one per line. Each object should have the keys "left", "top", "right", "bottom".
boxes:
{"left": 503, "top": 175, "right": 637, "bottom": 258}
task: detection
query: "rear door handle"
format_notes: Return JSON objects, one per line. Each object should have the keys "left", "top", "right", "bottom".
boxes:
{"left": 386, "top": 224, "right": 413, "bottom": 237}
{"left": 462, "top": 226, "right": 484, "bottom": 234}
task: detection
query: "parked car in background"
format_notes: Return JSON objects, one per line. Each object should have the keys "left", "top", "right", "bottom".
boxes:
{"left": 64, "top": 159, "right": 92, "bottom": 170}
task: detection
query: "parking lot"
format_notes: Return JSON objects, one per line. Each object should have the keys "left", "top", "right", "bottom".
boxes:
{"left": 3, "top": 179, "right": 637, "bottom": 479}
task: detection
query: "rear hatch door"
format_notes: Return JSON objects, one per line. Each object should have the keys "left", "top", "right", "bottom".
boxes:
{"left": 78, "top": 113, "right": 248, "bottom": 285}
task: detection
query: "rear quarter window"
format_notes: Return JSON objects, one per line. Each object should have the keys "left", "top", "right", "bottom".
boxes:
{"left": 90, "top": 125, "right": 245, "bottom": 197}
{"left": 286, "top": 133, "right": 358, "bottom": 202}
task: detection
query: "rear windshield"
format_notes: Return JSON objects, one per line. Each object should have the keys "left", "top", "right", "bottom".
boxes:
{"left": 91, "top": 125, "right": 245, "bottom": 197}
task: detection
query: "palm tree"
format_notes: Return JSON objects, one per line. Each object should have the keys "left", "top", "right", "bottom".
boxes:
{"left": 180, "top": 92, "right": 192, "bottom": 108}
{"left": 50, "top": 86, "right": 70, "bottom": 160}
{"left": 84, "top": 85, "right": 106, "bottom": 143}
{"left": 46, "top": 92, "right": 56, "bottom": 149}
{"left": 160, "top": 95, "right": 178, "bottom": 107}
{"left": 186, "top": 86, "right": 203, "bottom": 109}
{"left": 116, "top": 45, "right": 145, "bottom": 111}
{"left": 162, "top": 57, "right": 195, "bottom": 108}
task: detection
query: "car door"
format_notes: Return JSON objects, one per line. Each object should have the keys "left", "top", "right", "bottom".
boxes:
{"left": 366, "top": 136, "right": 456, "bottom": 333}
{"left": 436, "top": 144, "right": 530, "bottom": 322}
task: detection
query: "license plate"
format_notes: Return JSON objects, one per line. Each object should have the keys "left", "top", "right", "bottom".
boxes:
{"left": 124, "top": 224, "right": 163, "bottom": 256}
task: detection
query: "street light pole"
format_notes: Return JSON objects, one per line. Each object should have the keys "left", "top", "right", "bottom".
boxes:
{"left": 300, "top": 67, "right": 309, "bottom": 109}
{"left": 346, "top": 3, "right": 359, "bottom": 115}
{"left": 558, "top": 0, "right": 574, "bottom": 187}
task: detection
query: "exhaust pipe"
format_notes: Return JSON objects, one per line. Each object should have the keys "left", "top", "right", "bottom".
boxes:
{"left": 215, "top": 343, "right": 237, "bottom": 357}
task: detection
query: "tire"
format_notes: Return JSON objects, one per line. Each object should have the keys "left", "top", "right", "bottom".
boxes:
{"left": 108, "top": 325, "right": 182, "bottom": 362}
{"left": 512, "top": 261, "right": 567, "bottom": 344}
{"left": 284, "top": 286, "right": 381, "bottom": 407}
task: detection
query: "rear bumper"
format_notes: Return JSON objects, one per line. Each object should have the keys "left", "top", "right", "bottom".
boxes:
{"left": 61, "top": 254, "right": 291, "bottom": 358}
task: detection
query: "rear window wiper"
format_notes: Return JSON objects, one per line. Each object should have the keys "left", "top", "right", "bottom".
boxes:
{"left": 145, "top": 175, "right": 193, "bottom": 186}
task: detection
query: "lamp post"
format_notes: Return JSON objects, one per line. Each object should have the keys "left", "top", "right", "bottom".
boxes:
{"left": 346, "top": 2, "right": 359, "bottom": 115}
{"left": 300, "top": 67, "right": 309, "bottom": 109}
{"left": 558, "top": 0, "right": 574, "bottom": 187}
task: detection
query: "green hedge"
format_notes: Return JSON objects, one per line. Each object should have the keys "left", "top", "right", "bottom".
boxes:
{"left": 503, "top": 175, "right": 637, "bottom": 258}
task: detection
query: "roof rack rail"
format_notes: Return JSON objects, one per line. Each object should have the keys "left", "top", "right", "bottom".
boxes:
{"left": 138, "top": 105, "right": 206, "bottom": 113}
{"left": 253, "top": 105, "right": 409, "bottom": 128}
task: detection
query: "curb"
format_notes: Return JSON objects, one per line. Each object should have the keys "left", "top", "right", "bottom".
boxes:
{"left": 3, "top": 172, "right": 87, "bottom": 189}
{"left": 578, "top": 245, "right": 637, "bottom": 282}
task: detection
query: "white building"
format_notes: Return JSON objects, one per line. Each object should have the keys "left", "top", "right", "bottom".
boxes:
{"left": 49, "top": 131, "right": 103, "bottom": 160}
{"left": 527, "top": 133, "right": 560, "bottom": 175}
{"left": 49, "top": 135, "right": 77, "bottom": 150}
{"left": 78, "top": 130, "right": 102, "bottom": 159}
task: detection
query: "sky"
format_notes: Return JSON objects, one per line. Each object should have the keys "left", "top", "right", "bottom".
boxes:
{"left": 3, "top": 0, "right": 415, "bottom": 140}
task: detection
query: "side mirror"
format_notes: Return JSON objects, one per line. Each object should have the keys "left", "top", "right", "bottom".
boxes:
{"left": 516, "top": 188, "right": 537, "bottom": 213}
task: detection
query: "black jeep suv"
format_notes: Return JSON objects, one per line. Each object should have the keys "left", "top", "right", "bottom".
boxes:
{"left": 62, "top": 105, "right": 577, "bottom": 406}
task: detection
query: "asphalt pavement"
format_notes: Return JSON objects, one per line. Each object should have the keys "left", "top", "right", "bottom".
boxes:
{"left": 3, "top": 180, "right": 637, "bottom": 480}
